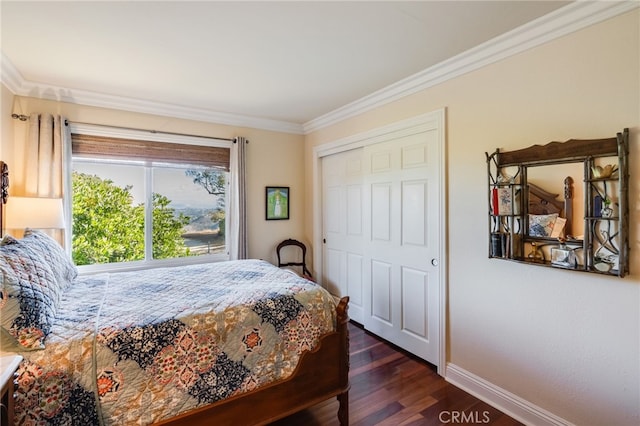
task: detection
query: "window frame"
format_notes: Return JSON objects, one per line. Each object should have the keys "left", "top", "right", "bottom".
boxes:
{"left": 65, "top": 123, "right": 233, "bottom": 274}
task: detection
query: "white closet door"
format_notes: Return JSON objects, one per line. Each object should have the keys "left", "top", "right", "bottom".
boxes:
{"left": 318, "top": 111, "right": 444, "bottom": 367}
{"left": 322, "top": 148, "right": 365, "bottom": 324}
{"left": 362, "top": 128, "right": 441, "bottom": 364}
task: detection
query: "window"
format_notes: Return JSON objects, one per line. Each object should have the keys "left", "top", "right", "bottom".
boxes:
{"left": 69, "top": 130, "right": 231, "bottom": 270}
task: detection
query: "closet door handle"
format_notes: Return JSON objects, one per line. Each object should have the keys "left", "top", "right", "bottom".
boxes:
{"left": 431, "top": 258, "right": 438, "bottom": 266}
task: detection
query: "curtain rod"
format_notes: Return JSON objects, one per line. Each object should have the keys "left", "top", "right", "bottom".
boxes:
{"left": 64, "top": 119, "right": 236, "bottom": 142}
{"left": 12, "top": 115, "right": 244, "bottom": 143}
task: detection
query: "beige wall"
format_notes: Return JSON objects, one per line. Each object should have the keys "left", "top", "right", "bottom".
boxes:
{"left": 1, "top": 93, "right": 306, "bottom": 262}
{"left": 305, "top": 10, "right": 639, "bottom": 426}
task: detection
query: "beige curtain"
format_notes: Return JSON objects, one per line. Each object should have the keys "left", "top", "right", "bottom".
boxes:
{"left": 228, "top": 136, "right": 248, "bottom": 259}
{"left": 14, "top": 113, "right": 70, "bottom": 243}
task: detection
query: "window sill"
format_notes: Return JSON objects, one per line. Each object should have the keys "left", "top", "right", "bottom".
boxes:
{"left": 77, "top": 253, "right": 229, "bottom": 275}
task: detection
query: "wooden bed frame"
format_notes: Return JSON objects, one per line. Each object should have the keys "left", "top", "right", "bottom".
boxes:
{"left": 1, "top": 161, "right": 7, "bottom": 237}
{"left": 159, "top": 296, "right": 350, "bottom": 426}
{"left": 0, "top": 161, "right": 351, "bottom": 425}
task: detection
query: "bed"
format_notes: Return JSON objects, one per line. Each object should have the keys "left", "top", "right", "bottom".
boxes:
{"left": 0, "top": 163, "right": 350, "bottom": 425}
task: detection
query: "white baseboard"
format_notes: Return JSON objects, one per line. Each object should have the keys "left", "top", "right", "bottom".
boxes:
{"left": 445, "top": 363, "right": 573, "bottom": 426}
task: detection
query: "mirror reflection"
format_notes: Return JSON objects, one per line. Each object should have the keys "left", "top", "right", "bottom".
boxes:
{"left": 526, "top": 162, "right": 584, "bottom": 240}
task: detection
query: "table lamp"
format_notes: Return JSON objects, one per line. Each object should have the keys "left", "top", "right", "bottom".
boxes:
{"left": 4, "top": 196, "right": 65, "bottom": 230}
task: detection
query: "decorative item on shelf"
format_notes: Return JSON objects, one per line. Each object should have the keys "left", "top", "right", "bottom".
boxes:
{"left": 497, "top": 171, "right": 516, "bottom": 184}
{"left": 490, "top": 188, "right": 499, "bottom": 215}
{"left": 490, "top": 186, "right": 521, "bottom": 216}
{"left": 601, "top": 198, "right": 613, "bottom": 218}
{"left": 527, "top": 242, "right": 544, "bottom": 263}
{"left": 608, "top": 254, "right": 619, "bottom": 271}
{"left": 511, "top": 233, "right": 522, "bottom": 258}
{"left": 594, "top": 257, "right": 614, "bottom": 272}
{"left": 550, "top": 237, "right": 576, "bottom": 268}
{"left": 493, "top": 188, "right": 512, "bottom": 215}
{"left": 591, "top": 164, "right": 618, "bottom": 179}
{"left": 600, "top": 197, "right": 618, "bottom": 219}
{"left": 490, "top": 232, "right": 504, "bottom": 257}
{"left": 593, "top": 231, "right": 618, "bottom": 272}
{"left": 549, "top": 217, "right": 566, "bottom": 239}
{"left": 593, "top": 195, "right": 603, "bottom": 217}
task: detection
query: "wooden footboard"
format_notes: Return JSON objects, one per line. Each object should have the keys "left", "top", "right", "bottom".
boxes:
{"left": 159, "top": 296, "right": 350, "bottom": 426}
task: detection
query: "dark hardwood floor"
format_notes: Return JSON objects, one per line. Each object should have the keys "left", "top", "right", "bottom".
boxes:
{"left": 272, "top": 322, "right": 523, "bottom": 426}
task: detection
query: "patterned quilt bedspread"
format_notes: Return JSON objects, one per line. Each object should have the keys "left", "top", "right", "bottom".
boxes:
{"left": 12, "top": 259, "right": 337, "bottom": 425}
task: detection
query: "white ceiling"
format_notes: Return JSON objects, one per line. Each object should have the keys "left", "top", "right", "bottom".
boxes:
{"left": 0, "top": 1, "right": 596, "bottom": 132}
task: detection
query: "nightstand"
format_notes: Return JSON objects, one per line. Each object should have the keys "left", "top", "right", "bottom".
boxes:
{"left": 0, "top": 355, "right": 22, "bottom": 426}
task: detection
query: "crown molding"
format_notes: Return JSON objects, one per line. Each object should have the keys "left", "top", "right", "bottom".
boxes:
{"left": 1, "top": 52, "right": 305, "bottom": 135}
{"left": 303, "top": 0, "right": 639, "bottom": 134}
{"left": 3, "top": 1, "right": 637, "bottom": 136}
{"left": 0, "top": 53, "right": 23, "bottom": 93}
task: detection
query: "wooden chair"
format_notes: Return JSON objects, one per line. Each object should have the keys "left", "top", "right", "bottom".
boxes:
{"left": 276, "top": 238, "right": 313, "bottom": 280}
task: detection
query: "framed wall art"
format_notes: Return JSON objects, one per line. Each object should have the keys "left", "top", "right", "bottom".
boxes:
{"left": 265, "top": 186, "right": 289, "bottom": 220}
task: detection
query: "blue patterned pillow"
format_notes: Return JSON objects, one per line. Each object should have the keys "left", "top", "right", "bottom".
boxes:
{"left": 0, "top": 235, "right": 61, "bottom": 350}
{"left": 23, "top": 229, "right": 77, "bottom": 290}
{"left": 528, "top": 214, "right": 558, "bottom": 237}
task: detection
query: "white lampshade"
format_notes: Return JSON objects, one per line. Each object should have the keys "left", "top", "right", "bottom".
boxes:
{"left": 5, "top": 197, "right": 65, "bottom": 230}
